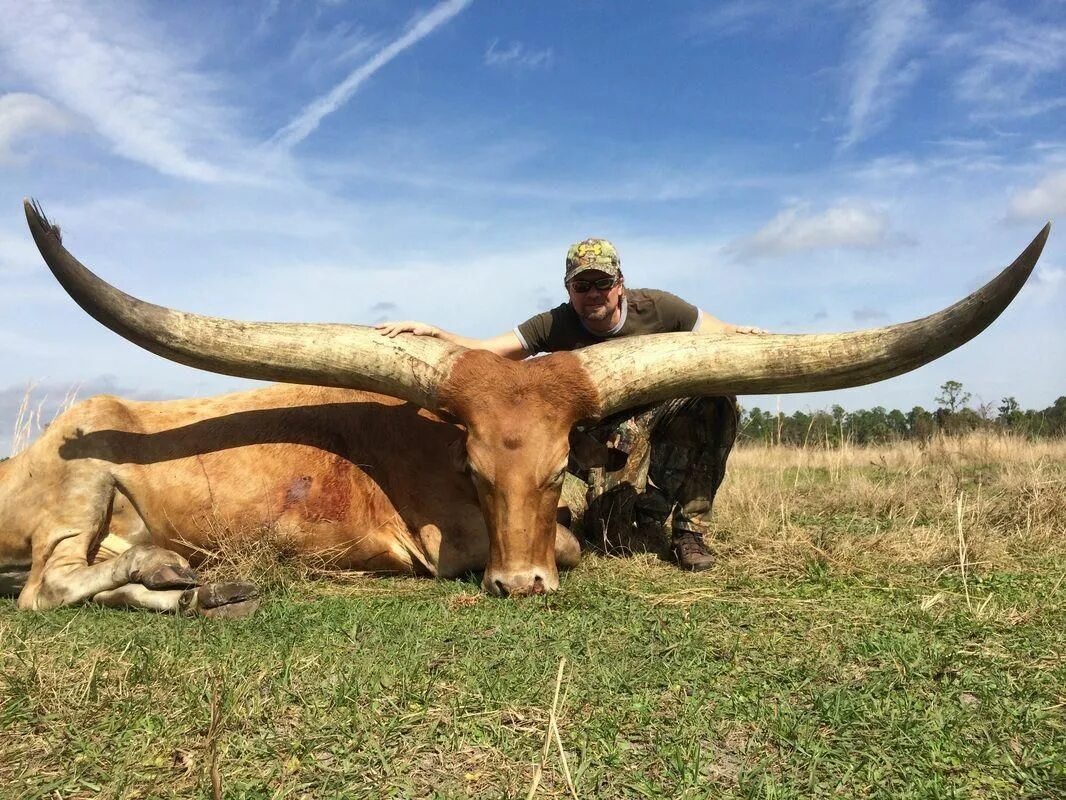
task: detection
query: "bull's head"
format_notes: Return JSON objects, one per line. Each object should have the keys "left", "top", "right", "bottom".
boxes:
{"left": 438, "top": 351, "right": 599, "bottom": 595}
{"left": 23, "top": 200, "right": 1050, "bottom": 596}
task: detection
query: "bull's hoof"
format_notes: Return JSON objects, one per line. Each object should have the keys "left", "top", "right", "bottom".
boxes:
{"left": 201, "top": 597, "right": 261, "bottom": 619}
{"left": 180, "top": 582, "right": 261, "bottom": 618}
{"left": 141, "top": 565, "right": 201, "bottom": 590}
{"left": 199, "top": 581, "right": 259, "bottom": 609}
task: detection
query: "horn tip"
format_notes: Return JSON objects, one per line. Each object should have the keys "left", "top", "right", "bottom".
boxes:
{"left": 1032, "top": 221, "right": 1051, "bottom": 250}
{"left": 24, "top": 197, "right": 61, "bottom": 243}
{"left": 1030, "top": 222, "right": 1051, "bottom": 255}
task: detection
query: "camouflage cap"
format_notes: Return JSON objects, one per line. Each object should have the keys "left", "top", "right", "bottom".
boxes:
{"left": 565, "top": 238, "right": 621, "bottom": 282}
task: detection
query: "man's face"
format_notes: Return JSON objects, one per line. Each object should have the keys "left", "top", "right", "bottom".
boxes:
{"left": 566, "top": 270, "right": 624, "bottom": 326}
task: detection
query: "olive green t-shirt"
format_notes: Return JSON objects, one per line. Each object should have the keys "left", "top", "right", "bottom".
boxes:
{"left": 514, "top": 288, "right": 701, "bottom": 354}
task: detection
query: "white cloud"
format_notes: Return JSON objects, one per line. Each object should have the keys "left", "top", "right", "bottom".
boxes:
{"left": 1008, "top": 169, "right": 1066, "bottom": 221}
{"left": 726, "top": 202, "right": 895, "bottom": 261}
{"left": 1033, "top": 265, "right": 1063, "bottom": 297}
{"left": 287, "top": 21, "right": 380, "bottom": 74}
{"left": 0, "top": 0, "right": 249, "bottom": 182}
{"left": 686, "top": 0, "right": 857, "bottom": 40}
{"left": 0, "top": 93, "right": 71, "bottom": 162}
{"left": 271, "top": 0, "right": 473, "bottom": 150}
{"left": 840, "top": 0, "right": 929, "bottom": 149}
{"left": 254, "top": 0, "right": 282, "bottom": 37}
{"left": 484, "top": 40, "right": 554, "bottom": 70}
{"left": 0, "top": 227, "right": 51, "bottom": 277}
{"left": 688, "top": 2, "right": 774, "bottom": 37}
{"left": 949, "top": 3, "right": 1066, "bottom": 119}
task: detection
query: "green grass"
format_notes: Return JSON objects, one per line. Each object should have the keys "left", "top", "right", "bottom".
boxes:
{"left": 2, "top": 556, "right": 1063, "bottom": 799}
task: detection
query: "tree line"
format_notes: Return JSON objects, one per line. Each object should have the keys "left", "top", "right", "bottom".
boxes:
{"left": 740, "top": 381, "right": 1066, "bottom": 446}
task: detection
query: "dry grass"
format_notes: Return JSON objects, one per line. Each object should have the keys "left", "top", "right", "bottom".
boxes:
{"left": 181, "top": 522, "right": 317, "bottom": 588}
{"left": 182, "top": 520, "right": 448, "bottom": 601}
{"left": 713, "top": 431, "right": 1066, "bottom": 579}
{"left": 8, "top": 383, "right": 83, "bottom": 455}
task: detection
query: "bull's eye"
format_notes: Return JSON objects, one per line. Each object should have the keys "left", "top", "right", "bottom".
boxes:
{"left": 467, "top": 462, "right": 490, "bottom": 486}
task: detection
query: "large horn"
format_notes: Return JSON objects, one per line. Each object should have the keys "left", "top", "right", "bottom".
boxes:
{"left": 24, "top": 199, "right": 463, "bottom": 410}
{"left": 576, "top": 225, "right": 1050, "bottom": 419}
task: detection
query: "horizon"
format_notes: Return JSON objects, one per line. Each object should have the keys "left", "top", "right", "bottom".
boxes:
{"left": 1, "top": 0, "right": 1063, "bottom": 453}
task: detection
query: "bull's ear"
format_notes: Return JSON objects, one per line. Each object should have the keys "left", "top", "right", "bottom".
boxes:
{"left": 448, "top": 434, "right": 469, "bottom": 473}
{"left": 568, "top": 429, "right": 613, "bottom": 470}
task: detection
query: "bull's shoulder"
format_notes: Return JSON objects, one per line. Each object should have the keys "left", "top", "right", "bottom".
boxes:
{"left": 49, "top": 394, "right": 143, "bottom": 436}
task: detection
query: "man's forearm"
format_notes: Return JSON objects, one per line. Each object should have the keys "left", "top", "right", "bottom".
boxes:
{"left": 435, "top": 329, "right": 484, "bottom": 349}
{"left": 374, "top": 321, "right": 528, "bottom": 358}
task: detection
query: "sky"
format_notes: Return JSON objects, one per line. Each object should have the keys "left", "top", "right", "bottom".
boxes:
{"left": 0, "top": 0, "right": 1063, "bottom": 451}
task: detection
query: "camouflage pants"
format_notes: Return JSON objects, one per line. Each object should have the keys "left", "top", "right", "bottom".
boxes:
{"left": 576, "top": 396, "right": 739, "bottom": 551}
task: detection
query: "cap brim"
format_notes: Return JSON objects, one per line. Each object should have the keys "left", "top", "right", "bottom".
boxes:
{"left": 565, "top": 266, "right": 620, "bottom": 281}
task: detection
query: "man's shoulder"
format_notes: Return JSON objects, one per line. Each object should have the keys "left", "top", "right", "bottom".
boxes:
{"left": 623, "top": 287, "right": 699, "bottom": 334}
{"left": 515, "top": 301, "right": 583, "bottom": 352}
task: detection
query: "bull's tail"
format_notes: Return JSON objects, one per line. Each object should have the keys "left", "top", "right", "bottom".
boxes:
{"left": 0, "top": 566, "right": 29, "bottom": 597}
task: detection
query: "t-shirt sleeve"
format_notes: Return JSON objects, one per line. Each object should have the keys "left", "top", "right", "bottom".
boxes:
{"left": 515, "top": 310, "right": 554, "bottom": 354}
{"left": 653, "top": 290, "right": 700, "bottom": 332}
{"left": 516, "top": 303, "right": 584, "bottom": 353}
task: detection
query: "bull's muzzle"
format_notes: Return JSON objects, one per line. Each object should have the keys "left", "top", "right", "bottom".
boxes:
{"left": 482, "top": 568, "right": 559, "bottom": 598}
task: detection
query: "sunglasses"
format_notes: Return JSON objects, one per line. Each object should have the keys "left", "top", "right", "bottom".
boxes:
{"left": 568, "top": 277, "right": 617, "bottom": 293}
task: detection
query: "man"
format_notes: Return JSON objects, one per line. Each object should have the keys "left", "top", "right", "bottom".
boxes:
{"left": 376, "top": 238, "right": 766, "bottom": 570}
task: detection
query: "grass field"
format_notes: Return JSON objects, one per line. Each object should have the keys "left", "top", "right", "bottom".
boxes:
{"left": 1, "top": 433, "right": 1064, "bottom": 798}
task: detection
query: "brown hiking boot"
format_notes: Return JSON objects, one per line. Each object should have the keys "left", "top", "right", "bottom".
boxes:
{"left": 671, "top": 530, "right": 716, "bottom": 572}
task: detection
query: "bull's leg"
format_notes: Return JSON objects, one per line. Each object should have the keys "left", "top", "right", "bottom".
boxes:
{"left": 92, "top": 582, "right": 260, "bottom": 618}
{"left": 91, "top": 584, "right": 188, "bottom": 612}
{"left": 19, "top": 536, "right": 200, "bottom": 611}
{"left": 16, "top": 468, "right": 206, "bottom": 611}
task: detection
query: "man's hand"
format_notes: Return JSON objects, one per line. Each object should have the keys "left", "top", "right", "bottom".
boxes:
{"left": 374, "top": 321, "right": 442, "bottom": 338}
{"left": 698, "top": 311, "right": 768, "bottom": 337}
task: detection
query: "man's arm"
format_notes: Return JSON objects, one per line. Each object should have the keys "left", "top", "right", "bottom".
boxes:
{"left": 697, "top": 310, "right": 767, "bottom": 335}
{"left": 374, "top": 321, "right": 529, "bottom": 360}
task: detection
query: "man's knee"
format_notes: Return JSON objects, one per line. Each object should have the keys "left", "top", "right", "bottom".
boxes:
{"left": 690, "top": 395, "right": 739, "bottom": 441}
{"left": 654, "top": 396, "right": 737, "bottom": 447}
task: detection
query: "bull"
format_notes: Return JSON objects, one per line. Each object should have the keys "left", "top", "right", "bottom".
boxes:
{"left": 0, "top": 200, "right": 1050, "bottom": 614}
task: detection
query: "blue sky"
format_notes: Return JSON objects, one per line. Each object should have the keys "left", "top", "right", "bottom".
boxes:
{"left": 0, "top": 0, "right": 1063, "bottom": 450}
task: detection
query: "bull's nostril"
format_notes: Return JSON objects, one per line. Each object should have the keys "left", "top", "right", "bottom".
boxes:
{"left": 494, "top": 579, "right": 509, "bottom": 597}
{"left": 532, "top": 575, "right": 546, "bottom": 595}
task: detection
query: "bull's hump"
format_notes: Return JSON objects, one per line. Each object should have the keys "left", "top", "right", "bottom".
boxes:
{"left": 436, "top": 350, "right": 600, "bottom": 423}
